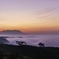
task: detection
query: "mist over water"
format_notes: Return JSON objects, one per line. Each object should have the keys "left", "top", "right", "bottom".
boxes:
{"left": 0, "top": 34, "right": 59, "bottom": 47}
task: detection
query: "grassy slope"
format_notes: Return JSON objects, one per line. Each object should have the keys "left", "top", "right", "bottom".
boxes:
{"left": 0, "top": 44, "right": 59, "bottom": 59}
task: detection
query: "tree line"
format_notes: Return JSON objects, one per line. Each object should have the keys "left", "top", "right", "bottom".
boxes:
{"left": 16, "top": 41, "right": 44, "bottom": 47}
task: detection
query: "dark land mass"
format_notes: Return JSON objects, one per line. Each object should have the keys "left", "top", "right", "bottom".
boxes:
{"left": 0, "top": 44, "right": 59, "bottom": 59}
{"left": 0, "top": 30, "right": 26, "bottom": 35}
{"left": 0, "top": 37, "right": 9, "bottom": 44}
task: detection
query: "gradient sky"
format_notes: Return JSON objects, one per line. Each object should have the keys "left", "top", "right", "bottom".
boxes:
{"left": 0, "top": 0, "right": 59, "bottom": 34}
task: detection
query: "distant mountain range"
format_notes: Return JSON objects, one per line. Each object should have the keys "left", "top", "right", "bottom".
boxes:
{"left": 0, "top": 30, "right": 26, "bottom": 35}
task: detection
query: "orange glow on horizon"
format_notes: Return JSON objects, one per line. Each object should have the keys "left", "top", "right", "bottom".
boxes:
{"left": 0, "top": 24, "right": 59, "bottom": 33}
{"left": 0, "top": 0, "right": 59, "bottom": 34}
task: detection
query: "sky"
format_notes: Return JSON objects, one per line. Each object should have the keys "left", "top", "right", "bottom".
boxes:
{"left": 0, "top": 0, "right": 59, "bottom": 34}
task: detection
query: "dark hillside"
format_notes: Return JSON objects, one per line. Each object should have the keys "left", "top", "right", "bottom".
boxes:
{"left": 0, "top": 44, "right": 59, "bottom": 59}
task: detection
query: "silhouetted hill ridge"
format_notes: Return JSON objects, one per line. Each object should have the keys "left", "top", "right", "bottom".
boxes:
{"left": 0, "top": 30, "right": 26, "bottom": 35}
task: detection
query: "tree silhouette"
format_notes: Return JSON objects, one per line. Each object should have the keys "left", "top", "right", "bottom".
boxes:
{"left": 38, "top": 43, "right": 44, "bottom": 47}
{"left": 16, "top": 41, "right": 26, "bottom": 46}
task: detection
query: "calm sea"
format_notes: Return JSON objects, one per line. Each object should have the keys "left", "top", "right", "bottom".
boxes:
{"left": 0, "top": 34, "right": 59, "bottom": 47}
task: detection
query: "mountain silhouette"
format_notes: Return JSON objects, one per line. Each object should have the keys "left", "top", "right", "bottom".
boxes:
{"left": 0, "top": 30, "right": 26, "bottom": 35}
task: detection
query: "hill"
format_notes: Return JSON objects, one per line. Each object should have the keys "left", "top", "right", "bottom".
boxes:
{"left": 0, "top": 37, "right": 9, "bottom": 44}
{"left": 0, "top": 44, "right": 59, "bottom": 59}
{"left": 0, "top": 30, "right": 26, "bottom": 35}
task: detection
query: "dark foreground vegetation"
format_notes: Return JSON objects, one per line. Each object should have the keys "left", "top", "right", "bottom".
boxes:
{"left": 0, "top": 44, "right": 59, "bottom": 59}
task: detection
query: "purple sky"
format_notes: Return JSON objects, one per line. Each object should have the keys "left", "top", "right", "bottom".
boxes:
{"left": 0, "top": 0, "right": 59, "bottom": 34}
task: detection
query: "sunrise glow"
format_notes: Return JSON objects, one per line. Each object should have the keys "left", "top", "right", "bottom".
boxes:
{"left": 0, "top": 0, "right": 59, "bottom": 34}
